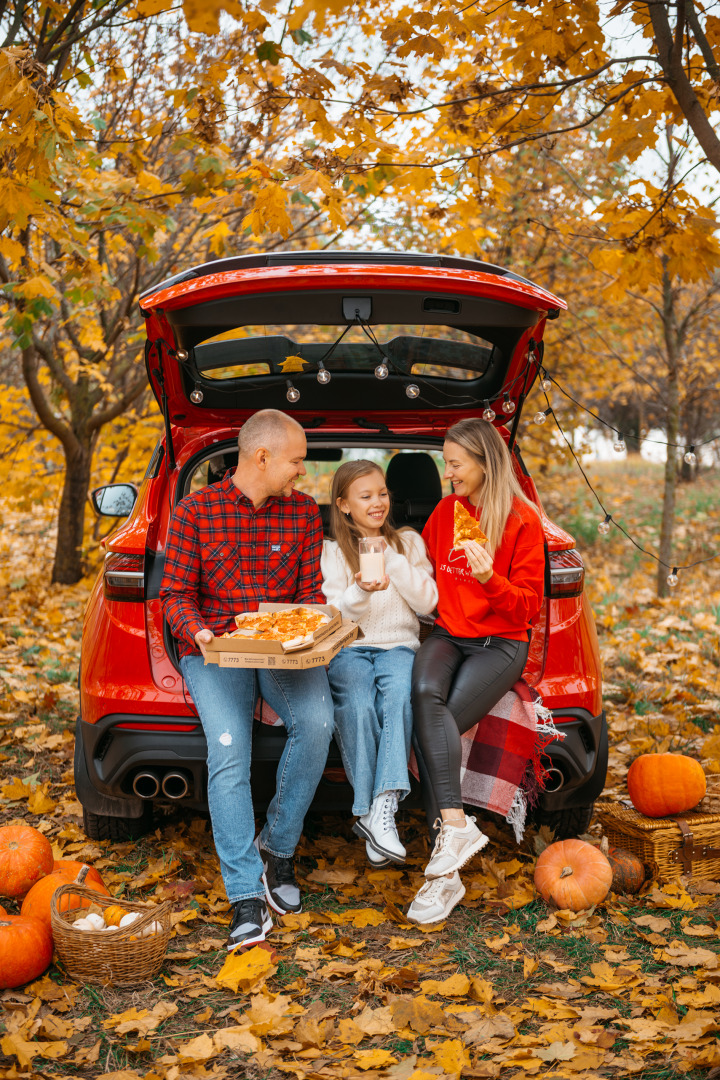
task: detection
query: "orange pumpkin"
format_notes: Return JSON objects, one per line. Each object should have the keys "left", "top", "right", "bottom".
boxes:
{"left": 0, "top": 915, "right": 53, "bottom": 988}
{"left": 0, "top": 825, "right": 54, "bottom": 898}
{"left": 627, "top": 753, "right": 706, "bottom": 818}
{"left": 0, "top": 905, "right": 6, "bottom": 917}
{"left": 603, "top": 843, "right": 645, "bottom": 895}
{"left": 21, "top": 864, "right": 109, "bottom": 928}
{"left": 52, "top": 860, "right": 107, "bottom": 892}
{"left": 534, "top": 839, "right": 613, "bottom": 911}
{"left": 103, "top": 905, "right": 127, "bottom": 927}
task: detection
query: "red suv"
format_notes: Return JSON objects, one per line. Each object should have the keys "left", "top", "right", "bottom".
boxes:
{"left": 77, "top": 251, "right": 606, "bottom": 841}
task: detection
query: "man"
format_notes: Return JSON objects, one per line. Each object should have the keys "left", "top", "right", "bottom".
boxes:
{"left": 161, "top": 409, "right": 334, "bottom": 950}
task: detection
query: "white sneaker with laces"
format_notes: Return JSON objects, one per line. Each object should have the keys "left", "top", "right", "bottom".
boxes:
{"left": 407, "top": 871, "right": 465, "bottom": 924}
{"left": 353, "top": 791, "right": 406, "bottom": 863}
{"left": 424, "top": 815, "right": 488, "bottom": 878}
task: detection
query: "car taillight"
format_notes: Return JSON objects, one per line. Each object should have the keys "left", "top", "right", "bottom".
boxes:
{"left": 548, "top": 548, "right": 584, "bottom": 598}
{"left": 103, "top": 551, "right": 145, "bottom": 601}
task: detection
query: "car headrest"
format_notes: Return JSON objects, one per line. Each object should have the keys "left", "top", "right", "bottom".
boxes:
{"left": 386, "top": 452, "right": 442, "bottom": 504}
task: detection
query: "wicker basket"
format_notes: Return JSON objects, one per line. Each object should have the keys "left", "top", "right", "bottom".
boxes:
{"left": 597, "top": 803, "right": 720, "bottom": 883}
{"left": 50, "top": 883, "right": 171, "bottom": 986}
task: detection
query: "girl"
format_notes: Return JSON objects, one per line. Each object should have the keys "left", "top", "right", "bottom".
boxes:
{"left": 322, "top": 459, "right": 438, "bottom": 866}
{"left": 407, "top": 419, "right": 545, "bottom": 923}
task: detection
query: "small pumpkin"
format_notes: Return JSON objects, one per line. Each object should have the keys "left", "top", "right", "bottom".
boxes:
{"left": 601, "top": 839, "right": 645, "bottom": 894}
{"left": 103, "top": 904, "right": 128, "bottom": 927}
{"left": 21, "top": 863, "right": 109, "bottom": 928}
{"left": 0, "top": 825, "right": 54, "bottom": 898}
{"left": 534, "top": 839, "right": 613, "bottom": 911}
{"left": 0, "top": 915, "right": 53, "bottom": 988}
{"left": 627, "top": 753, "right": 706, "bottom": 818}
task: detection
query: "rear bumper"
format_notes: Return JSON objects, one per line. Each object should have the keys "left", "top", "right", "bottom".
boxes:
{"left": 537, "top": 708, "right": 608, "bottom": 811}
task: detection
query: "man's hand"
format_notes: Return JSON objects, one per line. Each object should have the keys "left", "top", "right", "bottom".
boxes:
{"left": 195, "top": 628, "right": 214, "bottom": 658}
{"left": 463, "top": 540, "right": 494, "bottom": 584}
{"left": 355, "top": 573, "right": 390, "bottom": 593}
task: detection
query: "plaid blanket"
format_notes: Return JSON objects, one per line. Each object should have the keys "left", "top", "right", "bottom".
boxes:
{"left": 255, "top": 679, "right": 562, "bottom": 842}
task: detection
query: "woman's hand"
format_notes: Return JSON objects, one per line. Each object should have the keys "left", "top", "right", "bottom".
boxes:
{"left": 463, "top": 540, "right": 494, "bottom": 583}
{"left": 355, "top": 573, "right": 390, "bottom": 593}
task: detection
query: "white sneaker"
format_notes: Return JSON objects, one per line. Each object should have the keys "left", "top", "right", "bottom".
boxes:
{"left": 424, "top": 815, "right": 488, "bottom": 878}
{"left": 365, "top": 841, "right": 390, "bottom": 868}
{"left": 353, "top": 791, "right": 406, "bottom": 863}
{"left": 407, "top": 872, "right": 465, "bottom": 924}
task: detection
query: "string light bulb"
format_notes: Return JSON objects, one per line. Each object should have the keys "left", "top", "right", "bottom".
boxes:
{"left": 533, "top": 409, "right": 549, "bottom": 425}
{"left": 540, "top": 371, "right": 552, "bottom": 393}
{"left": 374, "top": 361, "right": 389, "bottom": 380}
{"left": 613, "top": 439, "right": 626, "bottom": 453}
{"left": 405, "top": 383, "right": 420, "bottom": 399}
{"left": 285, "top": 380, "right": 300, "bottom": 403}
{"left": 177, "top": 349, "right": 189, "bottom": 362}
{"left": 598, "top": 514, "right": 611, "bottom": 535}
{"left": 501, "top": 393, "right": 515, "bottom": 415}
{"left": 316, "top": 362, "right": 331, "bottom": 385}
{"left": 190, "top": 385, "right": 204, "bottom": 404}
{"left": 667, "top": 567, "right": 679, "bottom": 588}
{"left": 683, "top": 447, "right": 697, "bottom": 466}
{"left": 482, "top": 399, "right": 496, "bottom": 422}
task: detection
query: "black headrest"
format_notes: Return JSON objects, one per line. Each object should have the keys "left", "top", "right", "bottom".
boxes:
{"left": 386, "top": 452, "right": 442, "bottom": 503}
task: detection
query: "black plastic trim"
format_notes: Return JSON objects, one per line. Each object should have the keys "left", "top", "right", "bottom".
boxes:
{"left": 537, "top": 708, "right": 608, "bottom": 811}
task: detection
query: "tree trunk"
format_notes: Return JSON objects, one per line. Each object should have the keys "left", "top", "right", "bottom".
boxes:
{"left": 52, "top": 440, "right": 93, "bottom": 584}
{"left": 656, "top": 270, "right": 681, "bottom": 599}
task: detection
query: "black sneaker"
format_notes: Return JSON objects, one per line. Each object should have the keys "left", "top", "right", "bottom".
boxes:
{"left": 226, "top": 898, "right": 272, "bottom": 952}
{"left": 257, "top": 843, "right": 302, "bottom": 914}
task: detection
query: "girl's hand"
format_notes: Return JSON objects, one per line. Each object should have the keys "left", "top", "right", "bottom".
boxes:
{"left": 463, "top": 540, "right": 494, "bottom": 583}
{"left": 355, "top": 572, "right": 390, "bottom": 593}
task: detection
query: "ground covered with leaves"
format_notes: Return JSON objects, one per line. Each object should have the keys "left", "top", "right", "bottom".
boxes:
{"left": 1, "top": 461, "right": 720, "bottom": 1080}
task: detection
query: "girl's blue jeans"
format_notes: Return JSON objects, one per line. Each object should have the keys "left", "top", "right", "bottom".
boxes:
{"left": 327, "top": 645, "right": 415, "bottom": 816}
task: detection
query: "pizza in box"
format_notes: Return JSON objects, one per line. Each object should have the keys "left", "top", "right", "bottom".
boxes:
{"left": 225, "top": 607, "right": 331, "bottom": 651}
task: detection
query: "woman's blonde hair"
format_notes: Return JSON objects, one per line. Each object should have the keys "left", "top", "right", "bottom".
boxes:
{"left": 445, "top": 418, "right": 538, "bottom": 554}
{"left": 329, "top": 460, "right": 407, "bottom": 576}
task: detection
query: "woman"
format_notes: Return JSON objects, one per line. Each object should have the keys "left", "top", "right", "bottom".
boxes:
{"left": 322, "top": 460, "right": 438, "bottom": 866}
{"left": 407, "top": 418, "right": 545, "bottom": 924}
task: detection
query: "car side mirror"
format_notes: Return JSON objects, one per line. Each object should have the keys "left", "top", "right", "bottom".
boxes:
{"left": 90, "top": 483, "right": 138, "bottom": 517}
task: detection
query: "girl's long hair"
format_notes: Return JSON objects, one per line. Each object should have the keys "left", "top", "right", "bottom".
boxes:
{"left": 445, "top": 418, "right": 538, "bottom": 555}
{"left": 329, "top": 460, "right": 407, "bottom": 576}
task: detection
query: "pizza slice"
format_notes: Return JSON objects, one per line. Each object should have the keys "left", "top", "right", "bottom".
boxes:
{"left": 453, "top": 500, "right": 488, "bottom": 549}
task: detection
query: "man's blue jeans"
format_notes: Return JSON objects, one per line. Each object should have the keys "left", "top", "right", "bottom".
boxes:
{"left": 326, "top": 645, "right": 415, "bottom": 816}
{"left": 181, "top": 656, "right": 334, "bottom": 903}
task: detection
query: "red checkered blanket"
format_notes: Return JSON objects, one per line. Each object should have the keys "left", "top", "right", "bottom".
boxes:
{"left": 256, "top": 679, "right": 562, "bottom": 841}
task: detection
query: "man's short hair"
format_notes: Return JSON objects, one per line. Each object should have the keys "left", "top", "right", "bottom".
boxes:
{"left": 237, "top": 409, "right": 304, "bottom": 458}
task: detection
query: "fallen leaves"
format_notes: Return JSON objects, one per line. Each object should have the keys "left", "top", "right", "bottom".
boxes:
{"left": 214, "top": 945, "right": 278, "bottom": 992}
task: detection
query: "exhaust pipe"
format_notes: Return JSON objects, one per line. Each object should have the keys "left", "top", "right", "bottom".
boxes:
{"left": 543, "top": 767, "right": 565, "bottom": 793}
{"left": 132, "top": 771, "right": 160, "bottom": 799}
{"left": 161, "top": 772, "right": 190, "bottom": 800}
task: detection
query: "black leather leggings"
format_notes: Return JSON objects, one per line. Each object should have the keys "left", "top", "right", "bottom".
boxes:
{"left": 411, "top": 627, "right": 529, "bottom": 815}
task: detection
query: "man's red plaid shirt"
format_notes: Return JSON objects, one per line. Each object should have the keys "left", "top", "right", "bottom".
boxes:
{"left": 160, "top": 473, "right": 324, "bottom": 655}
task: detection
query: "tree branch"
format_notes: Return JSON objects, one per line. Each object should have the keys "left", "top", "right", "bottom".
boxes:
{"left": 21, "top": 346, "right": 78, "bottom": 456}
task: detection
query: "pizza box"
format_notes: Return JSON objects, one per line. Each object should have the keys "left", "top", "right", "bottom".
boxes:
{"left": 203, "top": 618, "right": 360, "bottom": 669}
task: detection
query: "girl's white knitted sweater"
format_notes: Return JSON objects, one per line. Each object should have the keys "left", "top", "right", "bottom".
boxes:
{"left": 321, "top": 530, "right": 438, "bottom": 651}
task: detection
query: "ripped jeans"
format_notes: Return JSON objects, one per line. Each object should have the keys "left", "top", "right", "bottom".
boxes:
{"left": 180, "top": 656, "right": 335, "bottom": 903}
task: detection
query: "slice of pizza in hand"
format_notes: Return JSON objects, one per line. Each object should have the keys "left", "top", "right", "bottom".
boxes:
{"left": 453, "top": 500, "right": 489, "bottom": 549}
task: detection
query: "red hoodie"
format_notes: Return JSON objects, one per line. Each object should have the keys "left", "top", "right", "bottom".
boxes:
{"left": 422, "top": 495, "right": 545, "bottom": 641}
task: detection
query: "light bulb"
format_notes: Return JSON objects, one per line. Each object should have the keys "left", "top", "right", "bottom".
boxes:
{"left": 534, "top": 411, "right": 547, "bottom": 425}
{"left": 374, "top": 362, "right": 389, "bottom": 380}
{"left": 482, "top": 400, "right": 496, "bottom": 422}
{"left": 667, "top": 570, "right": 679, "bottom": 587}
{"left": 598, "top": 515, "right": 611, "bottom": 535}
{"left": 286, "top": 381, "right": 300, "bottom": 403}
{"left": 540, "top": 375, "right": 552, "bottom": 392}
{"left": 317, "top": 362, "right": 331, "bottom": 384}
{"left": 190, "top": 386, "right": 204, "bottom": 404}
{"left": 613, "top": 439, "right": 626, "bottom": 453}
{"left": 177, "top": 349, "right": 189, "bottom": 362}
{"left": 405, "top": 383, "right": 420, "bottom": 399}
{"left": 683, "top": 449, "right": 696, "bottom": 466}
{"left": 501, "top": 395, "right": 515, "bottom": 414}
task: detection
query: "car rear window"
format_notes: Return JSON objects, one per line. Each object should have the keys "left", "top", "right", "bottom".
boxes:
{"left": 194, "top": 324, "right": 493, "bottom": 382}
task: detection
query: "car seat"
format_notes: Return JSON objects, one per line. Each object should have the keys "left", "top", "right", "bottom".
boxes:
{"left": 386, "top": 452, "right": 442, "bottom": 532}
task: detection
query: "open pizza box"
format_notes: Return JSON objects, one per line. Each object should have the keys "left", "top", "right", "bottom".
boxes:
{"left": 203, "top": 603, "right": 360, "bottom": 669}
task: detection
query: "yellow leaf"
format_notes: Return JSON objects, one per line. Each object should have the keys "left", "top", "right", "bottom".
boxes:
{"left": 16, "top": 276, "right": 56, "bottom": 300}
{"left": 214, "top": 1026, "right": 261, "bottom": 1053}
{"left": 354, "top": 1049, "right": 398, "bottom": 1070}
{"left": 27, "top": 785, "right": 57, "bottom": 814}
{"left": 177, "top": 1032, "right": 215, "bottom": 1063}
{"left": 388, "top": 935, "right": 427, "bottom": 949}
{"left": 1, "top": 776, "right": 31, "bottom": 799}
{"left": 133, "top": 0, "right": 174, "bottom": 13}
{"left": 419, "top": 973, "right": 470, "bottom": 997}
{"left": 182, "top": 0, "right": 220, "bottom": 33}
{"left": 430, "top": 1038, "right": 471, "bottom": 1078}
{"left": 214, "top": 945, "right": 277, "bottom": 992}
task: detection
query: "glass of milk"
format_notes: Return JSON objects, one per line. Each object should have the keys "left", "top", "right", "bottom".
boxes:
{"left": 359, "top": 537, "right": 385, "bottom": 583}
